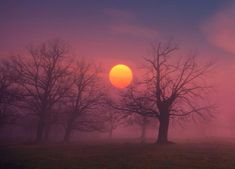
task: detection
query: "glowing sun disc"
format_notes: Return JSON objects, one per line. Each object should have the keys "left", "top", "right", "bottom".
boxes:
{"left": 109, "top": 64, "right": 133, "bottom": 89}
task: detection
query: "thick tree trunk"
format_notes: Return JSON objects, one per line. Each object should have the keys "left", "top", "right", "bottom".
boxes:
{"left": 157, "top": 112, "right": 170, "bottom": 144}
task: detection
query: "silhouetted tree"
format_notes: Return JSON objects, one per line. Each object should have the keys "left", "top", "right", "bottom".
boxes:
{"left": 63, "top": 61, "right": 105, "bottom": 142}
{"left": 138, "top": 116, "right": 148, "bottom": 143}
{"left": 128, "top": 115, "right": 156, "bottom": 143}
{"left": 0, "top": 60, "right": 19, "bottom": 129}
{"left": 11, "top": 40, "right": 72, "bottom": 142}
{"left": 107, "top": 96, "right": 156, "bottom": 142}
{"left": 105, "top": 109, "right": 128, "bottom": 139}
{"left": 120, "top": 42, "right": 214, "bottom": 144}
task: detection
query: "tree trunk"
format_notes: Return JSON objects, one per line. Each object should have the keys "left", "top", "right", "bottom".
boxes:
{"left": 140, "top": 122, "right": 146, "bottom": 143}
{"left": 108, "top": 128, "right": 113, "bottom": 139}
{"left": 36, "top": 117, "right": 45, "bottom": 143}
{"left": 157, "top": 112, "right": 170, "bottom": 144}
{"left": 108, "top": 113, "right": 114, "bottom": 139}
{"left": 44, "top": 123, "right": 51, "bottom": 141}
{"left": 64, "top": 119, "right": 73, "bottom": 143}
{"left": 63, "top": 127, "right": 72, "bottom": 143}
{"left": 140, "top": 117, "right": 147, "bottom": 143}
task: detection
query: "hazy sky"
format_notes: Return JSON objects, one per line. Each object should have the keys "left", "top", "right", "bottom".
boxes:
{"left": 1, "top": 0, "right": 235, "bottom": 133}
{"left": 1, "top": 0, "right": 234, "bottom": 60}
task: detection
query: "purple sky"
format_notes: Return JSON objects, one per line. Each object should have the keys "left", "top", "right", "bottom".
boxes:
{"left": 1, "top": 0, "right": 235, "bottom": 135}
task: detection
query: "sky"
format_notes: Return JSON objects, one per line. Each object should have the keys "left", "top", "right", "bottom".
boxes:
{"left": 1, "top": 0, "right": 235, "bottom": 137}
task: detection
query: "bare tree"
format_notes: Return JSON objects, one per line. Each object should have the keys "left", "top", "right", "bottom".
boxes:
{"left": 126, "top": 114, "right": 156, "bottom": 143}
{"left": 138, "top": 116, "right": 149, "bottom": 143}
{"left": 120, "top": 42, "right": 214, "bottom": 144}
{"left": 11, "top": 40, "right": 72, "bottom": 142}
{"left": 105, "top": 109, "right": 128, "bottom": 139}
{"left": 0, "top": 60, "right": 19, "bottom": 129}
{"left": 63, "top": 61, "right": 105, "bottom": 142}
{"left": 107, "top": 96, "right": 156, "bottom": 142}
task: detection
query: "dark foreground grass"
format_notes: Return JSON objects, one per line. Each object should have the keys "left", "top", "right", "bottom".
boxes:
{"left": 1, "top": 140, "right": 235, "bottom": 169}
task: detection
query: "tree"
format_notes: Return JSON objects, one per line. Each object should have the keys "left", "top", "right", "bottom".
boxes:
{"left": 11, "top": 40, "right": 72, "bottom": 142}
{"left": 120, "top": 42, "right": 214, "bottom": 144}
{"left": 107, "top": 95, "right": 156, "bottom": 142}
{"left": 0, "top": 60, "right": 19, "bottom": 129}
{"left": 63, "top": 61, "right": 105, "bottom": 142}
{"left": 127, "top": 115, "right": 157, "bottom": 143}
{"left": 105, "top": 109, "right": 128, "bottom": 139}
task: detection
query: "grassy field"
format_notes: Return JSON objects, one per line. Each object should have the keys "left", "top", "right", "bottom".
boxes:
{"left": 1, "top": 140, "right": 235, "bottom": 169}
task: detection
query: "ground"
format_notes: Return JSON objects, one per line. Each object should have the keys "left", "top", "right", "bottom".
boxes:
{"left": 1, "top": 139, "right": 235, "bottom": 169}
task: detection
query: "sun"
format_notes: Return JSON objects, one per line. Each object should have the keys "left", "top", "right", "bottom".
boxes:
{"left": 109, "top": 64, "right": 133, "bottom": 89}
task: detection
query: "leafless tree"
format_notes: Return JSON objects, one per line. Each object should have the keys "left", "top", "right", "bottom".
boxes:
{"left": 120, "top": 41, "right": 214, "bottom": 144}
{"left": 105, "top": 108, "right": 128, "bottom": 139}
{"left": 127, "top": 114, "right": 156, "bottom": 143}
{"left": 137, "top": 116, "right": 149, "bottom": 143}
{"left": 107, "top": 96, "right": 156, "bottom": 142}
{"left": 0, "top": 60, "right": 19, "bottom": 129}
{"left": 63, "top": 61, "right": 106, "bottom": 142}
{"left": 10, "top": 40, "right": 72, "bottom": 142}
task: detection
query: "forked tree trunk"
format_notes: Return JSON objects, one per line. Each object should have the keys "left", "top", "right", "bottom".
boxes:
{"left": 157, "top": 112, "right": 170, "bottom": 144}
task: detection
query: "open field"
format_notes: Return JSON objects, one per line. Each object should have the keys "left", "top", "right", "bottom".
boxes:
{"left": 1, "top": 140, "right": 235, "bottom": 169}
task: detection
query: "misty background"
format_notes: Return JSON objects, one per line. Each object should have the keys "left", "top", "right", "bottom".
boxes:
{"left": 1, "top": 0, "right": 235, "bottom": 144}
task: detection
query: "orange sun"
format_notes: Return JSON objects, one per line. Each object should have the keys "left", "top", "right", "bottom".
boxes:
{"left": 109, "top": 64, "right": 133, "bottom": 89}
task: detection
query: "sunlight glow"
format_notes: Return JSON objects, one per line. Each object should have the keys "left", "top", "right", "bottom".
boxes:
{"left": 109, "top": 64, "right": 133, "bottom": 89}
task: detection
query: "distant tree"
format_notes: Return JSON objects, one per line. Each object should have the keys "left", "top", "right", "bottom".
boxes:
{"left": 0, "top": 60, "right": 19, "bottom": 129}
{"left": 120, "top": 42, "right": 214, "bottom": 144}
{"left": 137, "top": 116, "right": 149, "bottom": 143}
{"left": 63, "top": 61, "right": 106, "bottom": 142}
{"left": 11, "top": 40, "right": 72, "bottom": 142}
{"left": 106, "top": 96, "right": 156, "bottom": 142}
{"left": 126, "top": 115, "right": 156, "bottom": 143}
{"left": 105, "top": 109, "right": 128, "bottom": 139}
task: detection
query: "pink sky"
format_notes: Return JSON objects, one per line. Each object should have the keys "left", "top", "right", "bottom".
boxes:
{"left": 1, "top": 0, "right": 235, "bottom": 137}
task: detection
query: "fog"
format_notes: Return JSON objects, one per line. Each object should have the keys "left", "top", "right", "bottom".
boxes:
{"left": 1, "top": 41, "right": 235, "bottom": 146}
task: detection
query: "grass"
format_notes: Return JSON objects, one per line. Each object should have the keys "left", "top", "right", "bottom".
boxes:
{"left": 1, "top": 140, "right": 235, "bottom": 169}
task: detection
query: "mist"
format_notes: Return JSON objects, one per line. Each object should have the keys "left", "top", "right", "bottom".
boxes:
{"left": 1, "top": 1, "right": 235, "bottom": 169}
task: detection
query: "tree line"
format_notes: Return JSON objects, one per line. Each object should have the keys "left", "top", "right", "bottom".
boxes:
{"left": 0, "top": 40, "right": 214, "bottom": 144}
